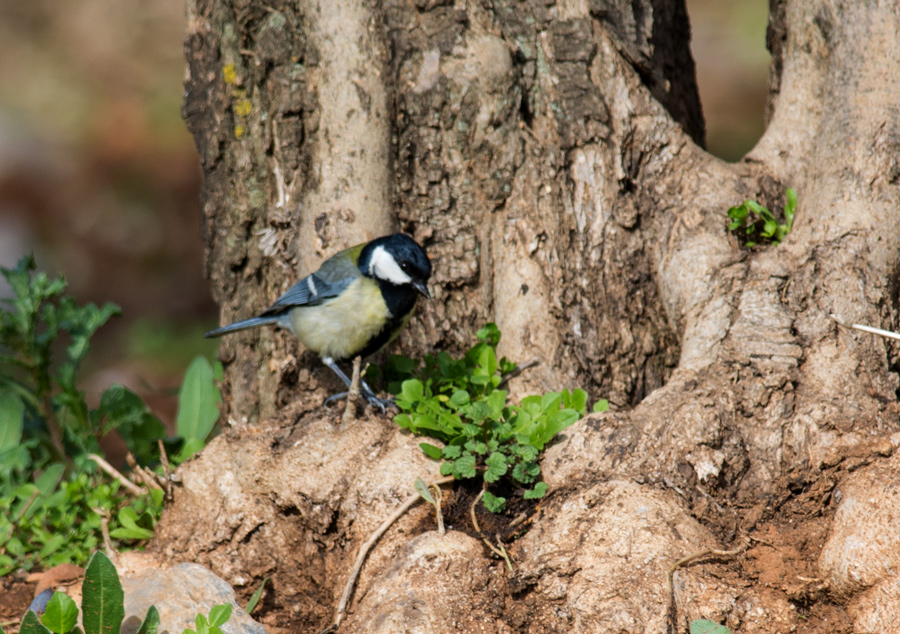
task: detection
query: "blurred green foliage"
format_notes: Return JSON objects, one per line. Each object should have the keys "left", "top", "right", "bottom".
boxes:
{"left": 0, "top": 255, "right": 221, "bottom": 576}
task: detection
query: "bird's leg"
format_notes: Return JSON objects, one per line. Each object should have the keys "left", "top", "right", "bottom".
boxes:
{"left": 322, "top": 357, "right": 394, "bottom": 414}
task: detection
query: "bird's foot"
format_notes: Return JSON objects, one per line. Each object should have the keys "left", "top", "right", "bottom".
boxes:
{"left": 324, "top": 390, "right": 395, "bottom": 415}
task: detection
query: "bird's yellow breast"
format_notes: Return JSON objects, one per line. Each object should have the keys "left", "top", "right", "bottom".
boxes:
{"left": 288, "top": 278, "right": 390, "bottom": 360}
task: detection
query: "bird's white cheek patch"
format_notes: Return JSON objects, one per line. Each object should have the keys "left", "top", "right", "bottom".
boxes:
{"left": 369, "top": 245, "right": 412, "bottom": 285}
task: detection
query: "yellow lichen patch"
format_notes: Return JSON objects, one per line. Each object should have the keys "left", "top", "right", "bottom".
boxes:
{"left": 235, "top": 125, "right": 246, "bottom": 138}
{"left": 233, "top": 99, "right": 253, "bottom": 117}
{"left": 223, "top": 63, "right": 237, "bottom": 85}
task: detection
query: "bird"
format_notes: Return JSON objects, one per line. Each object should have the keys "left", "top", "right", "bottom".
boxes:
{"left": 205, "top": 233, "right": 432, "bottom": 411}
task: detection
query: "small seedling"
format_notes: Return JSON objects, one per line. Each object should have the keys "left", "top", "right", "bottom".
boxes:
{"left": 727, "top": 187, "right": 797, "bottom": 246}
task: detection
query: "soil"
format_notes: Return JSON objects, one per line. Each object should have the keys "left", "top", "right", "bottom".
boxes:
{"left": 1, "top": 395, "right": 883, "bottom": 634}
{"left": 0, "top": 450, "right": 869, "bottom": 634}
{"left": 0, "top": 575, "right": 32, "bottom": 632}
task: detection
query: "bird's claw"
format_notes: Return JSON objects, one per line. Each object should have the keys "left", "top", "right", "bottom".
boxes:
{"left": 324, "top": 391, "right": 395, "bottom": 415}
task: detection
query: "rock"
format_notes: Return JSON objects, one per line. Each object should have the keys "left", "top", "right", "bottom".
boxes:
{"left": 819, "top": 453, "right": 900, "bottom": 632}
{"left": 120, "top": 562, "right": 267, "bottom": 634}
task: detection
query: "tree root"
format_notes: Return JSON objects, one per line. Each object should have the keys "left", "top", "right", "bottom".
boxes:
{"left": 323, "top": 475, "right": 456, "bottom": 633}
{"left": 666, "top": 538, "right": 749, "bottom": 634}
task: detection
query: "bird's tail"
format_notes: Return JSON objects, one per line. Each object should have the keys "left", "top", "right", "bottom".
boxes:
{"left": 204, "top": 315, "right": 280, "bottom": 338}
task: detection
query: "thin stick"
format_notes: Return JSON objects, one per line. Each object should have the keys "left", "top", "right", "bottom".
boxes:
{"left": 126, "top": 453, "right": 163, "bottom": 491}
{"left": 830, "top": 313, "right": 900, "bottom": 341}
{"left": 666, "top": 540, "right": 748, "bottom": 634}
{"left": 470, "top": 489, "right": 485, "bottom": 533}
{"left": 92, "top": 507, "right": 117, "bottom": 562}
{"left": 88, "top": 453, "right": 144, "bottom": 496}
{"left": 341, "top": 356, "right": 362, "bottom": 425}
{"left": 428, "top": 483, "right": 445, "bottom": 535}
{"left": 158, "top": 439, "right": 174, "bottom": 500}
{"left": 497, "top": 357, "right": 540, "bottom": 389}
{"left": 329, "top": 475, "right": 455, "bottom": 631}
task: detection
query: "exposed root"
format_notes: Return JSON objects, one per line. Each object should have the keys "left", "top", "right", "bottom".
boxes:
{"left": 666, "top": 538, "right": 749, "bottom": 634}
{"left": 325, "top": 475, "right": 456, "bottom": 633}
{"left": 469, "top": 489, "right": 514, "bottom": 572}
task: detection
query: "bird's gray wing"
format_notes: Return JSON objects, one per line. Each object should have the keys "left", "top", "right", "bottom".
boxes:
{"left": 260, "top": 244, "right": 364, "bottom": 315}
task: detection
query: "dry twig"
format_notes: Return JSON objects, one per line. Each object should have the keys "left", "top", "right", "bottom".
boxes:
{"left": 88, "top": 453, "right": 144, "bottom": 496}
{"left": 341, "top": 356, "right": 362, "bottom": 426}
{"left": 158, "top": 439, "right": 174, "bottom": 500}
{"left": 429, "top": 482, "right": 445, "bottom": 535}
{"left": 497, "top": 357, "right": 540, "bottom": 389}
{"left": 92, "top": 506, "right": 117, "bottom": 562}
{"left": 126, "top": 453, "right": 163, "bottom": 491}
{"left": 830, "top": 313, "right": 900, "bottom": 341}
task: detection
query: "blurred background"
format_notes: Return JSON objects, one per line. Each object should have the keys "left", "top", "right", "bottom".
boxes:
{"left": 0, "top": 0, "right": 768, "bottom": 429}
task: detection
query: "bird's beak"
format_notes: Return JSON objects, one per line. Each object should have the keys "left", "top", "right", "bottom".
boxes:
{"left": 413, "top": 281, "right": 431, "bottom": 299}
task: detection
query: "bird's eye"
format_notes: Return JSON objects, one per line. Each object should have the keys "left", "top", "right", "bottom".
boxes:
{"left": 400, "top": 262, "right": 410, "bottom": 271}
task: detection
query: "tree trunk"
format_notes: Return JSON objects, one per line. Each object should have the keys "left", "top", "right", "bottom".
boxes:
{"left": 163, "top": 0, "right": 900, "bottom": 631}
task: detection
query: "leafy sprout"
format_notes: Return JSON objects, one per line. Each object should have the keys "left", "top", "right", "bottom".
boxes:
{"left": 727, "top": 187, "right": 797, "bottom": 247}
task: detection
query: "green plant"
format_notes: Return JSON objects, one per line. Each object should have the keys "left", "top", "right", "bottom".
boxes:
{"left": 726, "top": 187, "right": 797, "bottom": 246}
{"left": 18, "top": 551, "right": 158, "bottom": 634}
{"left": 14, "top": 550, "right": 232, "bottom": 634}
{"left": 689, "top": 620, "right": 731, "bottom": 634}
{"left": 381, "top": 324, "right": 596, "bottom": 513}
{"left": 184, "top": 604, "right": 232, "bottom": 634}
{"left": 0, "top": 256, "right": 222, "bottom": 576}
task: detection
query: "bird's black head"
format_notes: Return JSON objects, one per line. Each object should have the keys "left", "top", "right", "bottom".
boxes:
{"left": 359, "top": 233, "right": 432, "bottom": 298}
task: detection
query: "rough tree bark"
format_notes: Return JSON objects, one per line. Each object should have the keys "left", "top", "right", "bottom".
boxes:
{"left": 159, "top": 0, "right": 900, "bottom": 632}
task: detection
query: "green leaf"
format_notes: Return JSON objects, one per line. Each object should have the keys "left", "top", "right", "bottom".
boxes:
{"left": 482, "top": 490, "right": 506, "bottom": 513}
{"left": 82, "top": 551, "right": 124, "bottom": 634}
{"left": 135, "top": 606, "right": 159, "bottom": 634}
{"left": 21, "top": 611, "right": 54, "bottom": 634}
{"left": 483, "top": 452, "right": 508, "bottom": 483}
{"left": 689, "top": 620, "right": 731, "bottom": 634}
{"left": 0, "top": 391, "right": 24, "bottom": 452}
{"left": 564, "top": 388, "right": 587, "bottom": 416}
{"left": 524, "top": 482, "right": 548, "bottom": 499}
{"left": 245, "top": 578, "right": 269, "bottom": 614}
{"left": 512, "top": 461, "right": 541, "bottom": 484}
{"left": 476, "top": 323, "right": 501, "bottom": 347}
{"left": 592, "top": 399, "right": 609, "bottom": 413}
{"left": 93, "top": 386, "right": 165, "bottom": 462}
{"left": 176, "top": 356, "right": 221, "bottom": 443}
{"left": 41, "top": 592, "right": 79, "bottom": 634}
{"left": 173, "top": 437, "right": 207, "bottom": 464}
{"left": 784, "top": 187, "right": 797, "bottom": 230}
{"left": 452, "top": 454, "right": 477, "bottom": 479}
{"left": 414, "top": 477, "right": 435, "bottom": 504}
{"left": 207, "top": 604, "right": 232, "bottom": 628}
{"left": 192, "top": 614, "right": 209, "bottom": 634}
{"left": 419, "top": 443, "right": 443, "bottom": 460}
{"left": 448, "top": 390, "right": 470, "bottom": 407}
{"left": 399, "top": 379, "right": 424, "bottom": 403}
{"left": 442, "top": 445, "right": 461, "bottom": 459}
{"left": 35, "top": 463, "right": 65, "bottom": 496}
{"left": 109, "top": 507, "right": 154, "bottom": 541}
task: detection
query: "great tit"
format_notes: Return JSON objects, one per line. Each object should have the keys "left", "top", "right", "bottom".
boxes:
{"left": 205, "top": 233, "right": 432, "bottom": 411}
